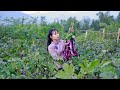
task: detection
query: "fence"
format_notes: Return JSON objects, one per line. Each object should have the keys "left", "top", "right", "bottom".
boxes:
{"left": 79, "top": 28, "right": 120, "bottom": 44}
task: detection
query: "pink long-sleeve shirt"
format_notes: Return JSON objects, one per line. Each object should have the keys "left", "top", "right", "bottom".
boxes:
{"left": 48, "top": 39, "right": 66, "bottom": 60}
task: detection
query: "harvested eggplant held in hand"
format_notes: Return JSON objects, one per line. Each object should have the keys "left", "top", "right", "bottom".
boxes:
{"left": 63, "top": 22, "right": 78, "bottom": 61}
{"left": 63, "top": 38, "right": 78, "bottom": 61}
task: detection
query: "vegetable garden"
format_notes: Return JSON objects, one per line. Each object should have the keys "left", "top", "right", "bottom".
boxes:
{"left": 0, "top": 15, "right": 120, "bottom": 79}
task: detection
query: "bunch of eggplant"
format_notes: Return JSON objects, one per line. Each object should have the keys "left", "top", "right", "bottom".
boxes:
{"left": 63, "top": 22, "right": 78, "bottom": 61}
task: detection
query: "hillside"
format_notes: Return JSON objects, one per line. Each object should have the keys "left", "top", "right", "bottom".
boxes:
{"left": 0, "top": 11, "right": 30, "bottom": 19}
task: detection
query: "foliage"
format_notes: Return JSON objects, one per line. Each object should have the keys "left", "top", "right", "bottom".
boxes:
{"left": 0, "top": 12, "right": 120, "bottom": 79}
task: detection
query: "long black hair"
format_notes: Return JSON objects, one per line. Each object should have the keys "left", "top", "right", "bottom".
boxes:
{"left": 47, "top": 28, "right": 58, "bottom": 51}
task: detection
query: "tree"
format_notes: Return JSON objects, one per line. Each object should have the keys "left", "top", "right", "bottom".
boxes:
{"left": 96, "top": 11, "right": 114, "bottom": 25}
{"left": 78, "top": 21, "right": 83, "bottom": 30}
{"left": 30, "top": 16, "right": 38, "bottom": 24}
{"left": 40, "top": 16, "right": 47, "bottom": 26}
{"left": 65, "top": 17, "right": 80, "bottom": 32}
{"left": 80, "top": 17, "right": 91, "bottom": 30}
{"left": 91, "top": 19, "right": 100, "bottom": 30}
{"left": 116, "top": 12, "right": 120, "bottom": 23}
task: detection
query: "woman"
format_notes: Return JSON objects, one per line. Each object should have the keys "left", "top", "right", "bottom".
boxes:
{"left": 47, "top": 28, "right": 65, "bottom": 69}
{"left": 47, "top": 28, "right": 77, "bottom": 69}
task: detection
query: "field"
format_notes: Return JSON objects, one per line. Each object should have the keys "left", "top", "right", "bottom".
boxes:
{"left": 0, "top": 17, "right": 120, "bottom": 79}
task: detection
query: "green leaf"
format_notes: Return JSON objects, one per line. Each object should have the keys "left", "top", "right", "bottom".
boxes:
{"left": 79, "top": 63, "right": 85, "bottom": 69}
{"left": 100, "top": 72, "right": 113, "bottom": 79}
{"left": 26, "top": 71, "right": 31, "bottom": 78}
{"left": 89, "top": 60, "right": 100, "bottom": 71}
{"left": 51, "top": 70, "right": 57, "bottom": 76}
{"left": 63, "top": 63, "right": 74, "bottom": 74}
{"left": 55, "top": 63, "right": 75, "bottom": 79}
{"left": 83, "top": 59, "right": 89, "bottom": 68}
{"left": 11, "top": 74, "right": 16, "bottom": 79}
{"left": 48, "top": 63, "right": 56, "bottom": 73}
{"left": 55, "top": 70, "right": 70, "bottom": 79}
{"left": 101, "top": 61, "right": 111, "bottom": 68}
{"left": 77, "top": 74, "right": 82, "bottom": 79}
{"left": 6, "top": 70, "right": 10, "bottom": 76}
{"left": 112, "top": 58, "right": 120, "bottom": 67}
{"left": 80, "top": 68, "right": 85, "bottom": 74}
{"left": 49, "top": 76, "right": 56, "bottom": 79}
{"left": 35, "top": 68, "right": 39, "bottom": 74}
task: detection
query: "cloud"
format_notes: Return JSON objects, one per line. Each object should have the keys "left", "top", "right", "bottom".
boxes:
{"left": 21, "top": 11, "right": 92, "bottom": 15}
{"left": 21, "top": 11, "right": 57, "bottom": 14}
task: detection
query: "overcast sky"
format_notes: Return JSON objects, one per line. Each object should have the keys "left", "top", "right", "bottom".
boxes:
{"left": 21, "top": 11, "right": 119, "bottom": 17}
{"left": 21, "top": 11, "right": 90, "bottom": 14}
{"left": 21, "top": 11, "right": 119, "bottom": 18}
{"left": 21, "top": 11, "right": 58, "bottom": 14}
{"left": 21, "top": 11, "right": 120, "bottom": 23}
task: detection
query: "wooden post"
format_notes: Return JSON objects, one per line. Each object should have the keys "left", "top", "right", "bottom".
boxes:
{"left": 112, "top": 33, "right": 113, "bottom": 39}
{"left": 102, "top": 29, "right": 105, "bottom": 40}
{"left": 85, "top": 30, "right": 88, "bottom": 38}
{"left": 99, "top": 31, "right": 101, "bottom": 38}
{"left": 117, "top": 28, "right": 120, "bottom": 44}
{"left": 106, "top": 32, "right": 107, "bottom": 39}
{"left": 97, "top": 32, "right": 98, "bottom": 37}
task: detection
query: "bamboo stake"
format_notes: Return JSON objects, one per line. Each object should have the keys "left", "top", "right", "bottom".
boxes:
{"left": 117, "top": 28, "right": 120, "bottom": 44}
{"left": 102, "top": 29, "right": 105, "bottom": 40}
{"left": 85, "top": 30, "right": 88, "bottom": 38}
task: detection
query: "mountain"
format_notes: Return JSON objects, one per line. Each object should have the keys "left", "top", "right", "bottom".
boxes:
{"left": 0, "top": 11, "right": 119, "bottom": 24}
{"left": 0, "top": 11, "right": 31, "bottom": 19}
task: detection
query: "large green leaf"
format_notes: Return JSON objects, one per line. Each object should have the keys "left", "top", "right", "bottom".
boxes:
{"left": 88, "top": 59, "right": 100, "bottom": 72}
{"left": 55, "top": 63, "right": 76, "bottom": 79}
{"left": 79, "top": 59, "right": 100, "bottom": 75}
{"left": 62, "top": 63, "right": 74, "bottom": 75}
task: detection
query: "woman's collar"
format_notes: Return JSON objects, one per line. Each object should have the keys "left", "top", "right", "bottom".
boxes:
{"left": 52, "top": 39, "right": 61, "bottom": 45}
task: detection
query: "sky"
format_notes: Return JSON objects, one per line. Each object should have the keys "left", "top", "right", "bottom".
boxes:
{"left": 21, "top": 11, "right": 119, "bottom": 17}
{"left": 21, "top": 11, "right": 119, "bottom": 19}
{"left": 0, "top": 11, "right": 119, "bottom": 24}
{"left": 21, "top": 11, "right": 85, "bottom": 14}
{"left": 21, "top": 11, "right": 120, "bottom": 23}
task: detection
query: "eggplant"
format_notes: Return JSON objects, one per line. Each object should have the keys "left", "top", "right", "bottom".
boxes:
{"left": 63, "top": 38, "right": 78, "bottom": 61}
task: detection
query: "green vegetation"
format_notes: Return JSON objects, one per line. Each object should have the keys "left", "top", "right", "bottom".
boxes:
{"left": 0, "top": 11, "right": 120, "bottom": 79}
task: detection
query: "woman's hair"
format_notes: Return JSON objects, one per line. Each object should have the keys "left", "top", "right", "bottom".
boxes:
{"left": 47, "top": 28, "right": 58, "bottom": 51}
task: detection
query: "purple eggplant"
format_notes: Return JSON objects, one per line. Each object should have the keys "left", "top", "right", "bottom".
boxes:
{"left": 63, "top": 38, "right": 78, "bottom": 61}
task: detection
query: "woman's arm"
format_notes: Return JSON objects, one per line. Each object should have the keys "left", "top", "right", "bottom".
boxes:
{"left": 48, "top": 46, "right": 63, "bottom": 60}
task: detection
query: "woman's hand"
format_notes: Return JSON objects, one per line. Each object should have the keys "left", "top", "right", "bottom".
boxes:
{"left": 63, "top": 40, "right": 70, "bottom": 46}
{"left": 65, "top": 42, "right": 70, "bottom": 45}
{"left": 56, "top": 55, "right": 64, "bottom": 60}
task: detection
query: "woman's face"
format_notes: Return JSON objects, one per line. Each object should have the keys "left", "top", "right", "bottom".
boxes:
{"left": 50, "top": 30, "right": 60, "bottom": 41}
